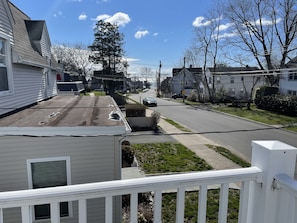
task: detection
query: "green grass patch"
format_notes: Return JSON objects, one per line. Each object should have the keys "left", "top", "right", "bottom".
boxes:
{"left": 207, "top": 144, "right": 250, "bottom": 167}
{"left": 286, "top": 125, "right": 297, "bottom": 132}
{"left": 164, "top": 118, "right": 192, "bottom": 132}
{"left": 214, "top": 104, "right": 297, "bottom": 127}
{"left": 84, "top": 90, "right": 106, "bottom": 96}
{"left": 162, "top": 189, "right": 240, "bottom": 223}
{"left": 131, "top": 142, "right": 212, "bottom": 174}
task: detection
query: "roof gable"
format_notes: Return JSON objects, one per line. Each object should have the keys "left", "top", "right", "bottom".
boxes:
{"left": 8, "top": 1, "right": 51, "bottom": 67}
{"left": 25, "top": 20, "right": 51, "bottom": 57}
{"left": 172, "top": 67, "right": 202, "bottom": 76}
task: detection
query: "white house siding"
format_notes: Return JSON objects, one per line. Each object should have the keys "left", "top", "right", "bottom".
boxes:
{"left": 172, "top": 69, "right": 196, "bottom": 95}
{"left": 279, "top": 69, "right": 297, "bottom": 95}
{"left": 0, "top": 64, "right": 57, "bottom": 116}
{"left": 40, "top": 24, "right": 51, "bottom": 58}
{"left": 0, "top": 135, "right": 119, "bottom": 223}
{"left": 0, "top": 0, "right": 13, "bottom": 42}
{"left": 213, "top": 75, "right": 265, "bottom": 100}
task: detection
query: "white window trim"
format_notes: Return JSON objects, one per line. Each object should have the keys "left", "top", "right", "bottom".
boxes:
{"left": 0, "top": 33, "right": 13, "bottom": 96}
{"left": 27, "top": 157, "right": 72, "bottom": 220}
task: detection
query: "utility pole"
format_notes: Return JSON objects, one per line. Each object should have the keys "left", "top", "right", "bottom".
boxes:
{"left": 183, "top": 57, "right": 186, "bottom": 102}
{"left": 157, "top": 61, "right": 162, "bottom": 97}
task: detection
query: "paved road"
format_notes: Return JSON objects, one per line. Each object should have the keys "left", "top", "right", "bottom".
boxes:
{"left": 132, "top": 91, "right": 297, "bottom": 162}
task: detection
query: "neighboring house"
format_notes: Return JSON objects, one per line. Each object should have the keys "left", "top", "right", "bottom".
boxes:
{"left": 279, "top": 58, "right": 297, "bottom": 96}
{"left": 0, "top": 0, "right": 58, "bottom": 116}
{"left": 206, "top": 66, "right": 265, "bottom": 100}
{"left": 170, "top": 66, "right": 203, "bottom": 97}
{"left": 0, "top": 95, "right": 131, "bottom": 222}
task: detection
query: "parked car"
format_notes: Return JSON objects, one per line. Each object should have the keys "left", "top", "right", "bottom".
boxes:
{"left": 143, "top": 97, "right": 157, "bottom": 107}
{"left": 172, "top": 93, "right": 184, "bottom": 99}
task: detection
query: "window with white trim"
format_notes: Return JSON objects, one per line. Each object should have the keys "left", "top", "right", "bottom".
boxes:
{"left": 27, "top": 157, "right": 72, "bottom": 220}
{"left": 0, "top": 38, "right": 9, "bottom": 91}
{"left": 288, "top": 72, "right": 297, "bottom": 81}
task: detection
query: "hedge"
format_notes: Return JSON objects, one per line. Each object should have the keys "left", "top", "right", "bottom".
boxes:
{"left": 255, "top": 87, "right": 297, "bottom": 117}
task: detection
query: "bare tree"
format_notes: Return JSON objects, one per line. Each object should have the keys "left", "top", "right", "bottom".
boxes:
{"left": 51, "top": 43, "right": 93, "bottom": 76}
{"left": 220, "top": 0, "right": 297, "bottom": 84}
{"left": 189, "top": 9, "right": 223, "bottom": 102}
{"left": 140, "top": 67, "right": 152, "bottom": 82}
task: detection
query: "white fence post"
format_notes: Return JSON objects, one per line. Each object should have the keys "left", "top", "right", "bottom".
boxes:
{"left": 247, "top": 140, "right": 297, "bottom": 223}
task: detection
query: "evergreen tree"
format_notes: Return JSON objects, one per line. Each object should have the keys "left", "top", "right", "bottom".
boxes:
{"left": 89, "top": 20, "right": 125, "bottom": 76}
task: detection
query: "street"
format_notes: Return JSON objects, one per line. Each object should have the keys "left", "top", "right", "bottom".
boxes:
{"left": 130, "top": 90, "right": 297, "bottom": 162}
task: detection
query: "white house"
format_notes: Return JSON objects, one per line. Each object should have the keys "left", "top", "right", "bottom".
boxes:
{"left": 170, "top": 66, "right": 203, "bottom": 97}
{"left": 0, "top": 0, "right": 59, "bottom": 117}
{"left": 206, "top": 66, "right": 266, "bottom": 100}
{"left": 279, "top": 57, "right": 297, "bottom": 96}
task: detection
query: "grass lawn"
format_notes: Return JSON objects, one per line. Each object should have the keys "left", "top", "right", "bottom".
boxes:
{"left": 214, "top": 104, "right": 297, "bottom": 131}
{"left": 162, "top": 189, "right": 240, "bottom": 223}
{"left": 130, "top": 142, "right": 241, "bottom": 222}
{"left": 131, "top": 142, "right": 212, "bottom": 174}
{"left": 163, "top": 118, "right": 192, "bottom": 132}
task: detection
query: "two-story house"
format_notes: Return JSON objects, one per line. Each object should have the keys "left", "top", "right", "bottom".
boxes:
{"left": 206, "top": 66, "right": 265, "bottom": 101}
{"left": 0, "top": 0, "right": 58, "bottom": 116}
{"left": 170, "top": 66, "right": 203, "bottom": 97}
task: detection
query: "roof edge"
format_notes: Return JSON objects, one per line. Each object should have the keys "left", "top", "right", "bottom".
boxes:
{"left": 0, "top": 126, "right": 131, "bottom": 137}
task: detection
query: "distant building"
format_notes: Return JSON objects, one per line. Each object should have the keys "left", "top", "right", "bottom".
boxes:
{"left": 206, "top": 66, "right": 265, "bottom": 100}
{"left": 170, "top": 66, "right": 203, "bottom": 97}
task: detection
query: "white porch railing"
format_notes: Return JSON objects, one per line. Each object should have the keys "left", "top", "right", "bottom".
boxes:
{"left": 0, "top": 140, "right": 296, "bottom": 223}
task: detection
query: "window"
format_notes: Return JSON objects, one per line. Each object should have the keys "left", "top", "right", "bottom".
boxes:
{"left": 288, "top": 90, "right": 297, "bottom": 96}
{"left": 288, "top": 73, "right": 297, "bottom": 81}
{"left": 0, "top": 38, "right": 9, "bottom": 91}
{"left": 27, "top": 157, "right": 71, "bottom": 220}
{"left": 230, "top": 77, "right": 234, "bottom": 84}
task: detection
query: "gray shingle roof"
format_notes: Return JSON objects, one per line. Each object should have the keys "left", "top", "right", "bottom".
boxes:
{"left": 8, "top": 1, "right": 50, "bottom": 67}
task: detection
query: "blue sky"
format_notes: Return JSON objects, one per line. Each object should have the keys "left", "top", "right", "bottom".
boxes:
{"left": 10, "top": 0, "right": 212, "bottom": 75}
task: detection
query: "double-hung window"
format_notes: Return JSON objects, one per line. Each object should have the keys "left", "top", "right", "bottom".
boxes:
{"left": 27, "top": 157, "right": 72, "bottom": 220}
{"left": 0, "top": 38, "right": 9, "bottom": 91}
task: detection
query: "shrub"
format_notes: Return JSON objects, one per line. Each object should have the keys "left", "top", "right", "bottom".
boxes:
{"left": 255, "top": 86, "right": 279, "bottom": 107}
{"left": 187, "top": 91, "right": 197, "bottom": 102}
{"left": 256, "top": 94, "right": 297, "bottom": 117}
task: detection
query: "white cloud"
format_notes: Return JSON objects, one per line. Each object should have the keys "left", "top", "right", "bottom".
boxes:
{"left": 134, "top": 30, "right": 149, "bottom": 39}
{"left": 216, "top": 32, "right": 238, "bottom": 39}
{"left": 53, "top": 11, "right": 63, "bottom": 17}
{"left": 216, "top": 23, "right": 233, "bottom": 31}
{"left": 78, "top": 13, "right": 87, "bottom": 20}
{"left": 153, "top": 33, "right": 159, "bottom": 36}
{"left": 95, "top": 12, "right": 131, "bottom": 27}
{"left": 192, "top": 16, "right": 211, "bottom": 27}
{"left": 193, "top": 16, "right": 223, "bottom": 28}
{"left": 95, "top": 14, "right": 110, "bottom": 21}
{"left": 254, "top": 18, "right": 282, "bottom": 26}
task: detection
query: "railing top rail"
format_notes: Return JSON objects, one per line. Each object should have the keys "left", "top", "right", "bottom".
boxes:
{"left": 273, "top": 174, "right": 297, "bottom": 197}
{"left": 0, "top": 167, "right": 262, "bottom": 209}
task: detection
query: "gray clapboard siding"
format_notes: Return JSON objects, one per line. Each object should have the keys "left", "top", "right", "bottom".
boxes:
{"left": 0, "top": 0, "right": 13, "bottom": 41}
{"left": 0, "top": 135, "right": 118, "bottom": 223}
